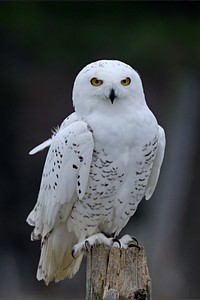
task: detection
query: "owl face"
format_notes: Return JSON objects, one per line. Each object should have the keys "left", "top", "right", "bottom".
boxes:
{"left": 72, "top": 60, "right": 145, "bottom": 116}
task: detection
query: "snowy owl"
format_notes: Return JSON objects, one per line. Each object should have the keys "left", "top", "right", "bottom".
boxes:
{"left": 27, "top": 59, "right": 166, "bottom": 285}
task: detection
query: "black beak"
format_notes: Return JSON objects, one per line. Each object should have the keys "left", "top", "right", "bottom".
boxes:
{"left": 109, "top": 88, "right": 117, "bottom": 104}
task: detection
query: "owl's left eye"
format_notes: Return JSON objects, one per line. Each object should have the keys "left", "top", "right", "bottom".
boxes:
{"left": 90, "top": 78, "right": 103, "bottom": 86}
{"left": 121, "top": 77, "right": 131, "bottom": 86}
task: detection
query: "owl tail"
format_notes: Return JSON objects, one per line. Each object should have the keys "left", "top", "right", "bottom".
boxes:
{"left": 36, "top": 223, "right": 83, "bottom": 285}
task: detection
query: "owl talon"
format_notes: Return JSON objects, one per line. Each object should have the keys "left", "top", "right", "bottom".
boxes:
{"left": 71, "top": 248, "right": 76, "bottom": 259}
{"left": 119, "top": 234, "right": 140, "bottom": 249}
{"left": 128, "top": 242, "right": 140, "bottom": 250}
{"left": 112, "top": 238, "right": 121, "bottom": 248}
{"left": 85, "top": 240, "right": 91, "bottom": 252}
{"left": 72, "top": 233, "right": 114, "bottom": 258}
{"left": 130, "top": 236, "right": 139, "bottom": 247}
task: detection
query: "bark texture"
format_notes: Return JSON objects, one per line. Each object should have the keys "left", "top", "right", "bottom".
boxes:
{"left": 86, "top": 244, "right": 151, "bottom": 300}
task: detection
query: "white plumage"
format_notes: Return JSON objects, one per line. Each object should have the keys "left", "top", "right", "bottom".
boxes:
{"left": 27, "top": 59, "right": 165, "bottom": 284}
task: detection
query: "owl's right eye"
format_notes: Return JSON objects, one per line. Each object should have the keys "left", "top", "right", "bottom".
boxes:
{"left": 90, "top": 78, "right": 103, "bottom": 86}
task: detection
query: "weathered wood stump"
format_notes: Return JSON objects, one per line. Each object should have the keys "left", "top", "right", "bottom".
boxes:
{"left": 86, "top": 244, "right": 151, "bottom": 300}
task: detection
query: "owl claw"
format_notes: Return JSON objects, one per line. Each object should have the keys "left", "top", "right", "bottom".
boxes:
{"left": 128, "top": 242, "right": 140, "bottom": 250}
{"left": 119, "top": 234, "right": 140, "bottom": 250}
{"left": 71, "top": 248, "right": 76, "bottom": 259}
{"left": 72, "top": 233, "right": 114, "bottom": 259}
{"left": 127, "top": 236, "right": 139, "bottom": 248}
{"left": 112, "top": 238, "right": 121, "bottom": 248}
{"left": 84, "top": 240, "right": 91, "bottom": 252}
{"left": 72, "top": 234, "right": 140, "bottom": 258}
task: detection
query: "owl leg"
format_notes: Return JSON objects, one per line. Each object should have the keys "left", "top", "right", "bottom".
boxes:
{"left": 118, "top": 234, "right": 140, "bottom": 249}
{"left": 71, "top": 233, "right": 116, "bottom": 259}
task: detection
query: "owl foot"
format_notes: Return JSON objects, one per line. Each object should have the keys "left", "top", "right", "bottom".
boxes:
{"left": 118, "top": 234, "right": 140, "bottom": 249}
{"left": 72, "top": 233, "right": 114, "bottom": 259}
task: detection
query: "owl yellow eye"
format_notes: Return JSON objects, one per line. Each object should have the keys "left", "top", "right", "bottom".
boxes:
{"left": 121, "top": 77, "right": 131, "bottom": 86}
{"left": 90, "top": 78, "right": 103, "bottom": 86}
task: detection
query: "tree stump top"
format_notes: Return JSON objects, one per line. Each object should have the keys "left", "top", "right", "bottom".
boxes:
{"left": 86, "top": 244, "right": 151, "bottom": 300}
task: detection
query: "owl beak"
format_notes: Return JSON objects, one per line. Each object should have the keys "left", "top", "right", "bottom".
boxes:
{"left": 109, "top": 88, "right": 117, "bottom": 104}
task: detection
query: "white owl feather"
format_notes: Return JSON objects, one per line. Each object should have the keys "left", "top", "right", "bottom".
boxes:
{"left": 27, "top": 59, "right": 165, "bottom": 284}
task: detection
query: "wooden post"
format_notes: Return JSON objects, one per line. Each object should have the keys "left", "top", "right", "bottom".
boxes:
{"left": 86, "top": 244, "right": 151, "bottom": 300}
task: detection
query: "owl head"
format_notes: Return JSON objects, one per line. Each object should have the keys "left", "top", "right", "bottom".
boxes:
{"left": 72, "top": 60, "right": 146, "bottom": 117}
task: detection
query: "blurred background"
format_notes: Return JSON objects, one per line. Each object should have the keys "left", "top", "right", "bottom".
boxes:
{"left": 0, "top": 2, "right": 200, "bottom": 300}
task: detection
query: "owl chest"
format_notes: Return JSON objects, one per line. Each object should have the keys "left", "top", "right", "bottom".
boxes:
{"left": 69, "top": 137, "right": 158, "bottom": 237}
{"left": 86, "top": 148, "right": 124, "bottom": 199}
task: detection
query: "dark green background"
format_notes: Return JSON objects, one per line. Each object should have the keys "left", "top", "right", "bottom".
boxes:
{"left": 1, "top": 2, "right": 200, "bottom": 299}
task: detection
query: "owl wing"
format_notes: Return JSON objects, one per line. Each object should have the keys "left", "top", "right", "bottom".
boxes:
{"left": 145, "top": 125, "right": 166, "bottom": 200}
{"left": 27, "top": 117, "right": 94, "bottom": 240}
